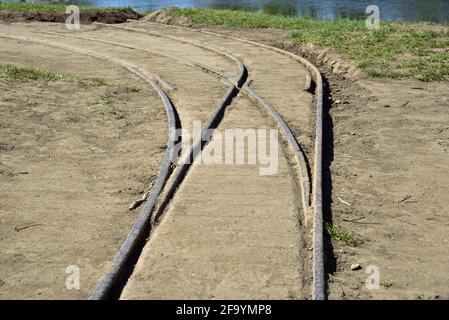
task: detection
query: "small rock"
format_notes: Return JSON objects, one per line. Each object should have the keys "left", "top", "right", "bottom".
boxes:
{"left": 351, "top": 263, "right": 362, "bottom": 271}
{"left": 335, "top": 99, "right": 342, "bottom": 105}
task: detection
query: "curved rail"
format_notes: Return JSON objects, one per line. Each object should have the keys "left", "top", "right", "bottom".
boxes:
{"left": 141, "top": 21, "right": 325, "bottom": 300}
{"left": 94, "top": 22, "right": 246, "bottom": 88}
{"left": 0, "top": 33, "right": 223, "bottom": 300}
{"left": 1, "top": 22, "right": 324, "bottom": 299}
{"left": 0, "top": 29, "right": 246, "bottom": 299}
{"left": 5, "top": 24, "right": 312, "bottom": 217}
{"left": 2, "top": 28, "right": 236, "bottom": 85}
{"left": 29, "top": 22, "right": 320, "bottom": 298}
{"left": 0, "top": 34, "right": 182, "bottom": 300}
{"left": 90, "top": 67, "right": 178, "bottom": 300}
{"left": 92, "top": 22, "right": 312, "bottom": 223}
{"left": 95, "top": 21, "right": 324, "bottom": 299}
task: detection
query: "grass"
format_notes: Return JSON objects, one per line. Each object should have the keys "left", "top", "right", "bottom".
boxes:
{"left": 0, "top": 64, "right": 106, "bottom": 86}
{"left": 325, "top": 222, "right": 363, "bottom": 247}
{"left": 98, "top": 84, "right": 140, "bottom": 120}
{"left": 116, "top": 84, "right": 140, "bottom": 93}
{"left": 0, "top": 2, "right": 125, "bottom": 13}
{"left": 382, "top": 280, "right": 393, "bottom": 289}
{"left": 169, "top": 8, "right": 449, "bottom": 81}
{"left": 99, "top": 92, "right": 127, "bottom": 119}
{"left": 142, "top": 9, "right": 154, "bottom": 16}
{"left": 169, "top": 7, "right": 313, "bottom": 29}
{"left": 108, "top": 105, "right": 127, "bottom": 119}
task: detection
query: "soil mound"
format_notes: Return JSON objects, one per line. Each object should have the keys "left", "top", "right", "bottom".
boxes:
{"left": 0, "top": 8, "right": 141, "bottom": 24}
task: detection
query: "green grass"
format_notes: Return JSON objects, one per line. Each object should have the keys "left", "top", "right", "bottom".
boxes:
{"left": 169, "top": 8, "right": 449, "bottom": 81}
{"left": 0, "top": 2, "right": 127, "bottom": 13}
{"left": 108, "top": 105, "right": 127, "bottom": 119}
{"left": 0, "top": 64, "right": 106, "bottom": 86}
{"left": 0, "top": 2, "right": 94, "bottom": 12}
{"left": 325, "top": 222, "right": 363, "bottom": 247}
{"left": 142, "top": 9, "right": 154, "bottom": 16}
{"left": 116, "top": 84, "right": 140, "bottom": 93}
{"left": 170, "top": 7, "right": 309, "bottom": 29}
{"left": 382, "top": 280, "right": 393, "bottom": 289}
{"left": 99, "top": 89, "right": 132, "bottom": 120}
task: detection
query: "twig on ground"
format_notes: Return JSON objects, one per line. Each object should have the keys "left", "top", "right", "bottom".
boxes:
{"left": 337, "top": 196, "right": 351, "bottom": 206}
{"left": 14, "top": 223, "right": 42, "bottom": 232}
{"left": 343, "top": 216, "right": 365, "bottom": 222}
{"left": 395, "top": 218, "right": 417, "bottom": 227}
{"left": 397, "top": 194, "right": 412, "bottom": 204}
{"left": 343, "top": 217, "right": 381, "bottom": 225}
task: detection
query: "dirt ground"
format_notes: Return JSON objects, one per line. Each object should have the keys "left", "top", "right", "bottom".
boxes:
{"left": 116, "top": 14, "right": 449, "bottom": 298}
{"left": 144, "top": 8, "right": 449, "bottom": 299}
{"left": 0, "top": 15, "right": 448, "bottom": 300}
{"left": 0, "top": 38, "right": 167, "bottom": 299}
{"left": 176, "top": 23, "right": 449, "bottom": 299}
{"left": 324, "top": 77, "right": 449, "bottom": 300}
{"left": 0, "top": 8, "right": 140, "bottom": 24}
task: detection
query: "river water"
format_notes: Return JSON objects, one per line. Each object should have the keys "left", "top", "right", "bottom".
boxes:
{"left": 9, "top": 0, "right": 449, "bottom": 23}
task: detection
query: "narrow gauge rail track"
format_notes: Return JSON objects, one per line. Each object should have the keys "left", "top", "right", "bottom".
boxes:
{"left": 0, "top": 30, "right": 241, "bottom": 298}
{"left": 3, "top": 25, "right": 310, "bottom": 213}
{"left": 1, "top": 22, "right": 324, "bottom": 299}
{"left": 128, "top": 21, "right": 325, "bottom": 300}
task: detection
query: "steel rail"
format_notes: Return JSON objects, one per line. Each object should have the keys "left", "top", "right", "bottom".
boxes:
{"left": 0, "top": 33, "right": 179, "bottom": 300}
{"left": 1, "top": 23, "right": 324, "bottom": 299}
{"left": 48, "top": 22, "right": 318, "bottom": 298}
{"left": 141, "top": 21, "right": 326, "bottom": 300}
{"left": 0, "top": 33, "right": 237, "bottom": 300}
{"left": 4, "top": 25, "right": 311, "bottom": 216}
{"left": 93, "top": 22, "right": 322, "bottom": 298}
{"left": 93, "top": 22, "right": 312, "bottom": 224}
{"left": 0, "top": 27, "right": 237, "bottom": 86}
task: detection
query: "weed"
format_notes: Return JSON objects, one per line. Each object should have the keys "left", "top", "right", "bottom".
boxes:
{"left": 117, "top": 84, "right": 140, "bottom": 93}
{"left": 325, "top": 222, "right": 363, "bottom": 247}
{"left": 0, "top": 64, "right": 106, "bottom": 86}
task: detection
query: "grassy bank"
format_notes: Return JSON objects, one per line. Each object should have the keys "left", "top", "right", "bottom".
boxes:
{"left": 170, "top": 8, "right": 449, "bottom": 81}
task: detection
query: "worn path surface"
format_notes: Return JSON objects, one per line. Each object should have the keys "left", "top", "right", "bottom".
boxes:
{"left": 0, "top": 21, "right": 314, "bottom": 299}
{"left": 122, "top": 94, "right": 308, "bottom": 299}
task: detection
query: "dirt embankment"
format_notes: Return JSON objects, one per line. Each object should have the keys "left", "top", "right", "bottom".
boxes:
{"left": 143, "top": 11, "right": 449, "bottom": 299}
{"left": 0, "top": 8, "right": 141, "bottom": 24}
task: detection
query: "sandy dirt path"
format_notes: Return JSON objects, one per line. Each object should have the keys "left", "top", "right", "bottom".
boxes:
{"left": 0, "top": 38, "right": 168, "bottom": 299}
{"left": 0, "top": 24, "right": 231, "bottom": 299}
{"left": 128, "top": 21, "right": 315, "bottom": 158}
{"left": 0, "top": 23, "right": 232, "bottom": 140}
{"left": 152, "top": 20, "right": 449, "bottom": 299}
{"left": 199, "top": 23, "right": 449, "bottom": 299}
{"left": 0, "top": 21, "right": 315, "bottom": 299}
{"left": 121, "top": 94, "right": 308, "bottom": 299}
